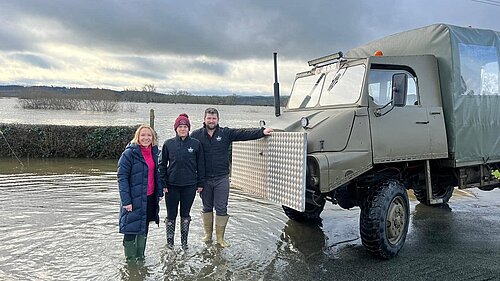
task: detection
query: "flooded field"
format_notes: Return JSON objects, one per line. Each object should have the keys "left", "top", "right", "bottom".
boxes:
{"left": 1, "top": 158, "right": 499, "bottom": 281}
{"left": 0, "top": 97, "right": 274, "bottom": 142}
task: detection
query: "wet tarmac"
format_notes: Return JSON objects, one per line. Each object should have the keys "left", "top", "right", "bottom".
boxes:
{"left": 276, "top": 188, "right": 500, "bottom": 281}
{"left": 0, "top": 158, "right": 499, "bottom": 280}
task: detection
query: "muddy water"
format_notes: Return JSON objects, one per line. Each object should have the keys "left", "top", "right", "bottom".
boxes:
{"left": 1, "top": 158, "right": 499, "bottom": 281}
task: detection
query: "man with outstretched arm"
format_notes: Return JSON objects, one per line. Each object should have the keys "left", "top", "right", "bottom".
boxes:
{"left": 191, "top": 107, "right": 272, "bottom": 247}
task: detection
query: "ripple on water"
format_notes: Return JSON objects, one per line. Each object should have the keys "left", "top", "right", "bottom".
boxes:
{"left": 0, "top": 172, "right": 297, "bottom": 280}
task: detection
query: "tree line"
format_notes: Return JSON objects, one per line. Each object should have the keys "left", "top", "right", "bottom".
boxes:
{"left": 0, "top": 85, "right": 288, "bottom": 107}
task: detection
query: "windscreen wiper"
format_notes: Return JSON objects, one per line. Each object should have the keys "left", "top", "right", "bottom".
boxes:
{"left": 299, "top": 73, "right": 325, "bottom": 108}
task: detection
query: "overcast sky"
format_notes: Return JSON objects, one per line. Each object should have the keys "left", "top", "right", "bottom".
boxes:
{"left": 0, "top": 0, "right": 499, "bottom": 96}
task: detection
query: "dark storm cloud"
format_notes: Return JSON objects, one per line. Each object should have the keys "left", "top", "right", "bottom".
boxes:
{"left": 0, "top": 1, "right": 366, "bottom": 60}
{"left": 2, "top": 0, "right": 500, "bottom": 61}
{"left": 1, "top": 0, "right": 499, "bottom": 89}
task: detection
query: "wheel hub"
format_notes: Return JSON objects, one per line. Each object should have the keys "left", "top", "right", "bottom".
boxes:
{"left": 386, "top": 196, "right": 406, "bottom": 245}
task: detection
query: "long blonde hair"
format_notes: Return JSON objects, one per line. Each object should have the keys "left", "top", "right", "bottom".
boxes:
{"left": 130, "top": 124, "right": 157, "bottom": 145}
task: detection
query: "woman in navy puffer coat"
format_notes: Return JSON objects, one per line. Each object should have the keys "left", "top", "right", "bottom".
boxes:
{"left": 118, "top": 124, "right": 163, "bottom": 262}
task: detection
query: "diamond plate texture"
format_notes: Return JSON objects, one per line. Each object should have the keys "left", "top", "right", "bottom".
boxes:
{"left": 231, "top": 132, "right": 306, "bottom": 211}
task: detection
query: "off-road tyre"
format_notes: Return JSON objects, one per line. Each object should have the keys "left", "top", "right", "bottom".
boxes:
{"left": 413, "top": 185, "right": 454, "bottom": 205}
{"left": 360, "top": 180, "right": 409, "bottom": 259}
{"left": 282, "top": 198, "right": 326, "bottom": 222}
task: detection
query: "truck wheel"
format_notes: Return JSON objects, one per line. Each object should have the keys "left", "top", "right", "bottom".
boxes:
{"left": 360, "top": 180, "right": 409, "bottom": 259}
{"left": 413, "top": 185, "right": 453, "bottom": 205}
{"left": 282, "top": 198, "right": 326, "bottom": 222}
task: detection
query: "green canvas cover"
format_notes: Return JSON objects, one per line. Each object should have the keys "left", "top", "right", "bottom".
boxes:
{"left": 347, "top": 24, "right": 500, "bottom": 167}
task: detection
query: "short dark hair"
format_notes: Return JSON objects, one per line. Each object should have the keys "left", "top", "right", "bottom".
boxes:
{"left": 204, "top": 107, "right": 219, "bottom": 118}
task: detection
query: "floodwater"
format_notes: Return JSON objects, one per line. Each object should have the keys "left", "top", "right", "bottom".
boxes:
{"left": 1, "top": 158, "right": 500, "bottom": 281}
{"left": 0, "top": 97, "right": 274, "bottom": 141}
{"left": 1, "top": 98, "right": 500, "bottom": 280}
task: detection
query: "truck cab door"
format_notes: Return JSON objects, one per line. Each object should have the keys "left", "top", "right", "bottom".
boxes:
{"left": 368, "top": 67, "right": 433, "bottom": 162}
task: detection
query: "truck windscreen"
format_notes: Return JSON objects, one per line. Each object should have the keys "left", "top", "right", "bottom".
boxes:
{"left": 288, "top": 64, "right": 365, "bottom": 109}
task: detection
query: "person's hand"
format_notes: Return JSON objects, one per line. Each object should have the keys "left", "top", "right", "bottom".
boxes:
{"left": 263, "top": 127, "right": 273, "bottom": 135}
{"left": 123, "top": 204, "right": 132, "bottom": 212}
{"left": 163, "top": 187, "right": 169, "bottom": 193}
{"left": 196, "top": 187, "right": 203, "bottom": 193}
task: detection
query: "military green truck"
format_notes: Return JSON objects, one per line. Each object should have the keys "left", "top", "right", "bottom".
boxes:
{"left": 230, "top": 24, "right": 500, "bottom": 259}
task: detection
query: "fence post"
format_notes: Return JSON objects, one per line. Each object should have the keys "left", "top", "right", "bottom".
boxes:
{"left": 150, "top": 109, "right": 155, "bottom": 130}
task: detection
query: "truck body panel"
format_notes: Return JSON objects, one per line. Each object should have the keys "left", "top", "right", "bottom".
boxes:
{"left": 366, "top": 55, "right": 448, "bottom": 163}
{"left": 348, "top": 23, "right": 500, "bottom": 167}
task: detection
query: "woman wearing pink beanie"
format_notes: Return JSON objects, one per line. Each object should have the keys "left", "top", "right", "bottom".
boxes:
{"left": 158, "top": 113, "right": 205, "bottom": 250}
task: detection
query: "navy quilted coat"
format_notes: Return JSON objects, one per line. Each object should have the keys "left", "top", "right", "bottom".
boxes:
{"left": 117, "top": 143, "right": 162, "bottom": 235}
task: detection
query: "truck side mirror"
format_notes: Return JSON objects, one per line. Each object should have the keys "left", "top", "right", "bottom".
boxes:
{"left": 392, "top": 73, "right": 407, "bottom": 107}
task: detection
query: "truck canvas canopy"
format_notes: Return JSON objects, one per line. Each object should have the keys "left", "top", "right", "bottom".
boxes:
{"left": 347, "top": 23, "right": 500, "bottom": 167}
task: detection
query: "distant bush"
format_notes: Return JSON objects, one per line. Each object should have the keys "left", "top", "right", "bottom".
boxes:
{"left": 0, "top": 123, "right": 137, "bottom": 159}
{"left": 17, "top": 90, "right": 121, "bottom": 112}
{"left": 122, "top": 103, "right": 139, "bottom": 113}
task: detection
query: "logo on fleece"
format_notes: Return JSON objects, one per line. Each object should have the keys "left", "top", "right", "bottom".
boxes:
{"left": 188, "top": 147, "right": 194, "bottom": 153}
{"left": 216, "top": 136, "right": 222, "bottom": 141}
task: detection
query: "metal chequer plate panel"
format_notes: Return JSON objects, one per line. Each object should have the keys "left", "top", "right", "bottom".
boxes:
{"left": 231, "top": 132, "right": 307, "bottom": 211}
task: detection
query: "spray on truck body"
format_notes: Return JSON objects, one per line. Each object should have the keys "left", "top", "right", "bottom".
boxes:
{"left": 231, "top": 23, "right": 500, "bottom": 259}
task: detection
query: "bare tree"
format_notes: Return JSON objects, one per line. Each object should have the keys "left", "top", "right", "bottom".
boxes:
{"left": 142, "top": 84, "right": 157, "bottom": 93}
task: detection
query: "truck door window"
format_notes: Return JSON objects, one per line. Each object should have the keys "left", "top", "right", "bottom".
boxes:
{"left": 368, "top": 69, "right": 418, "bottom": 106}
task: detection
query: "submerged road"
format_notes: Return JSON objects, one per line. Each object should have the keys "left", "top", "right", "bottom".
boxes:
{"left": 276, "top": 188, "right": 500, "bottom": 281}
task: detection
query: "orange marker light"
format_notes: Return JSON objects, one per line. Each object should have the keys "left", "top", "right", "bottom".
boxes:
{"left": 374, "top": 50, "right": 384, "bottom": 56}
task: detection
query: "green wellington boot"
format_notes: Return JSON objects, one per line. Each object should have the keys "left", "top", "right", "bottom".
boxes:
{"left": 201, "top": 212, "right": 214, "bottom": 242}
{"left": 215, "top": 215, "right": 230, "bottom": 248}
{"left": 135, "top": 235, "right": 147, "bottom": 261}
{"left": 123, "top": 239, "right": 137, "bottom": 262}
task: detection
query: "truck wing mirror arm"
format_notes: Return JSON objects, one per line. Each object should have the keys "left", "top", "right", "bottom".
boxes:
{"left": 374, "top": 100, "right": 395, "bottom": 117}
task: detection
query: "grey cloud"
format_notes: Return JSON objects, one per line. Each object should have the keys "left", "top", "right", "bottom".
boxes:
{"left": 0, "top": 25, "right": 29, "bottom": 52}
{"left": 103, "top": 67, "right": 167, "bottom": 80}
{"left": 12, "top": 53, "right": 54, "bottom": 69}
{"left": 188, "top": 60, "right": 229, "bottom": 76}
{"left": 120, "top": 55, "right": 229, "bottom": 76}
{"left": 9, "top": 0, "right": 500, "bottom": 62}
{"left": 120, "top": 56, "right": 170, "bottom": 74}
{"left": 1, "top": 0, "right": 499, "bottom": 70}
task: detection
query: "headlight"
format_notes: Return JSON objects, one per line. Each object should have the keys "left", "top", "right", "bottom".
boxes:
{"left": 301, "top": 117, "right": 309, "bottom": 128}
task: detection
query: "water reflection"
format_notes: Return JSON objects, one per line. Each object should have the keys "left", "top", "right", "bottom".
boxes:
{"left": 409, "top": 203, "right": 455, "bottom": 254}
{"left": 280, "top": 220, "right": 326, "bottom": 261}
{"left": 120, "top": 263, "right": 150, "bottom": 281}
{"left": 0, "top": 157, "right": 117, "bottom": 174}
{"left": 160, "top": 246, "right": 232, "bottom": 281}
